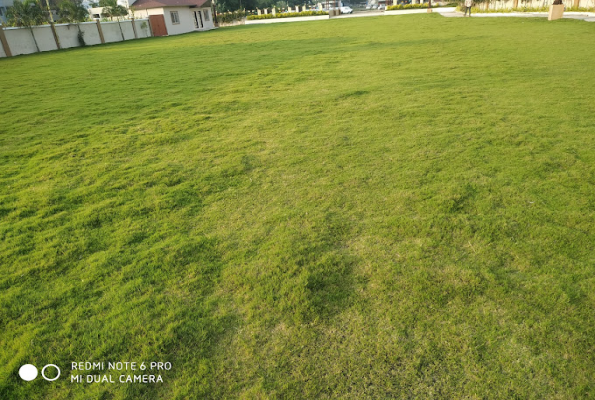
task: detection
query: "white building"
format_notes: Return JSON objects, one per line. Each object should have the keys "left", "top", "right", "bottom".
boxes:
{"left": 0, "top": 0, "right": 214, "bottom": 34}
{"left": 88, "top": 0, "right": 135, "bottom": 19}
{"left": 130, "top": 0, "right": 214, "bottom": 36}
{"left": 0, "top": 0, "right": 15, "bottom": 23}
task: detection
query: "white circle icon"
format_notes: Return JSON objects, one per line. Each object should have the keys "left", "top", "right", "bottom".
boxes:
{"left": 19, "top": 364, "right": 38, "bottom": 381}
{"left": 41, "top": 364, "right": 61, "bottom": 381}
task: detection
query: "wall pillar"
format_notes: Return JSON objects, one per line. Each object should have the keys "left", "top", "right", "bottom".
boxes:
{"left": 96, "top": 20, "right": 105, "bottom": 44}
{"left": 131, "top": 17, "right": 138, "bottom": 38}
{"left": 0, "top": 25, "right": 12, "bottom": 57}
{"left": 49, "top": 23, "right": 61, "bottom": 49}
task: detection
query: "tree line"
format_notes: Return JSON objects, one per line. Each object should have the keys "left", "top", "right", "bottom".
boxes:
{"left": 215, "top": 0, "right": 315, "bottom": 12}
{"left": 3, "top": 0, "right": 316, "bottom": 31}
{"left": 4, "top": 0, "right": 129, "bottom": 28}
{"left": 4, "top": 0, "right": 132, "bottom": 52}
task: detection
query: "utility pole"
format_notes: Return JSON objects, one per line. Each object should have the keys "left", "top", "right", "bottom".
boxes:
{"left": 40, "top": 0, "right": 55, "bottom": 22}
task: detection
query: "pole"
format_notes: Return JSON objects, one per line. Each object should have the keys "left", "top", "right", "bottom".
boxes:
{"left": 50, "top": 22, "right": 61, "bottom": 49}
{"left": 96, "top": 20, "right": 105, "bottom": 43}
{"left": 0, "top": 24, "right": 13, "bottom": 57}
{"left": 131, "top": 16, "right": 138, "bottom": 38}
{"left": 40, "top": 0, "right": 54, "bottom": 22}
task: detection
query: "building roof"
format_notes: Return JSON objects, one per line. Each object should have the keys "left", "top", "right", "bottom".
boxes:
{"left": 131, "top": 0, "right": 210, "bottom": 9}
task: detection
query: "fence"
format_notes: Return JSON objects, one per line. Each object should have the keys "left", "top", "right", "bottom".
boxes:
{"left": 0, "top": 19, "right": 152, "bottom": 58}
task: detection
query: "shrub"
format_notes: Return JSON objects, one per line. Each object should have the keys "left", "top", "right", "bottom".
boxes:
{"left": 247, "top": 10, "right": 328, "bottom": 19}
{"left": 456, "top": 5, "right": 572, "bottom": 12}
{"left": 387, "top": 3, "right": 456, "bottom": 10}
{"left": 77, "top": 30, "right": 86, "bottom": 46}
{"left": 565, "top": 6, "right": 594, "bottom": 11}
{"left": 217, "top": 10, "right": 246, "bottom": 23}
{"left": 387, "top": 4, "right": 429, "bottom": 10}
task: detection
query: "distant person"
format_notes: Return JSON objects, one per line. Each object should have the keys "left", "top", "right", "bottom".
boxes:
{"left": 464, "top": 0, "right": 472, "bottom": 16}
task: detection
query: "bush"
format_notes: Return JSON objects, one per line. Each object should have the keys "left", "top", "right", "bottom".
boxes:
{"left": 387, "top": 3, "right": 456, "bottom": 10}
{"left": 247, "top": 10, "right": 328, "bottom": 19}
{"left": 565, "top": 6, "right": 593, "bottom": 11}
{"left": 456, "top": 5, "right": 560, "bottom": 12}
{"left": 454, "top": 2, "right": 594, "bottom": 13}
{"left": 77, "top": 30, "right": 85, "bottom": 46}
{"left": 217, "top": 10, "right": 246, "bottom": 23}
{"left": 387, "top": 4, "right": 429, "bottom": 10}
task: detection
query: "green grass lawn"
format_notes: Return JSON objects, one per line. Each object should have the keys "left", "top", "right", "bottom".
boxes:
{"left": 1, "top": 14, "right": 595, "bottom": 399}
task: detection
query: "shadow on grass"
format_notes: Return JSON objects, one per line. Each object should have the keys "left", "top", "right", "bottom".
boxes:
{"left": 289, "top": 210, "right": 358, "bottom": 323}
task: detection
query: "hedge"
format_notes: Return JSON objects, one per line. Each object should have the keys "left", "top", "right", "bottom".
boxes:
{"left": 457, "top": 5, "right": 593, "bottom": 12}
{"left": 247, "top": 10, "right": 328, "bottom": 19}
{"left": 387, "top": 3, "right": 455, "bottom": 9}
{"left": 217, "top": 11, "right": 246, "bottom": 23}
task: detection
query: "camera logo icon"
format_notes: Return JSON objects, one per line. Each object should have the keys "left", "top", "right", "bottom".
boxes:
{"left": 19, "top": 364, "right": 61, "bottom": 381}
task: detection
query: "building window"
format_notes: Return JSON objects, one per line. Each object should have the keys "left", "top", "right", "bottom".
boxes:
{"left": 170, "top": 11, "right": 180, "bottom": 24}
{"left": 203, "top": 9, "right": 210, "bottom": 21}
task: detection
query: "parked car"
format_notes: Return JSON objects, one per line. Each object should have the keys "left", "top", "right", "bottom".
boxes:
{"left": 340, "top": 6, "right": 353, "bottom": 13}
{"left": 365, "top": 4, "right": 372, "bottom": 8}
{"left": 378, "top": 4, "right": 385, "bottom": 9}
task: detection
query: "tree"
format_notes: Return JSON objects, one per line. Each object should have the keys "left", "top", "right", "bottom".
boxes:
{"left": 99, "top": 0, "right": 128, "bottom": 20}
{"left": 215, "top": 0, "right": 268, "bottom": 12}
{"left": 57, "top": 0, "right": 89, "bottom": 45}
{"left": 57, "top": 0, "right": 89, "bottom": 23}
{"left": 6, "top": 0, "right": 47, "bottom": 52}
{"left": 99, "top": 0, "right": 128, "bottom": 40}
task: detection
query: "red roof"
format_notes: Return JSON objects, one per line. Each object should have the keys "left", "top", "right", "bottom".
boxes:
{"left": 131, "top": 0, "right": 209, "bottom": 9}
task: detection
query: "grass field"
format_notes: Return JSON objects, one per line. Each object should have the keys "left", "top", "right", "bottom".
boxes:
{"left": 1, "top": 14, "right": 595, "bottom": 399}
